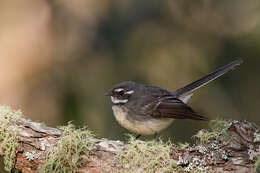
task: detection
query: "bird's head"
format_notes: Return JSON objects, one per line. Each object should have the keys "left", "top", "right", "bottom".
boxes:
{"left": 105, "top": 81, "right": 140, "bottom": 105}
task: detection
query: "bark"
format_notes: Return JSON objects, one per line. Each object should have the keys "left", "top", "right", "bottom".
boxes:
{"left": 1, "top": 116, "right": 259, "bottom": 173}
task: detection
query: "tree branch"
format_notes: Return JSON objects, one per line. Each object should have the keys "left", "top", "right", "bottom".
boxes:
{"left": 0, "top": 106, "right": 259, "bottom": 173}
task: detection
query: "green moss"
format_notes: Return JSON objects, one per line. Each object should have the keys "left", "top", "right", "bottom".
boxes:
{"left": 177, "top": 142, "right": 190, "bottom": 149}
{"left": 0, "top": 105, "right": 22, "bottom": 171}
{"left": 255, "top": 156, "right": 260, "bottom": 173}
{"left": 194, "top": 119, "right": 231, "bottom": 144}
{"left": 115, "top": 135, "right": 176, "bottom": 172}
{"left": 40, "top": 123, "right": 95, "bottom": 173}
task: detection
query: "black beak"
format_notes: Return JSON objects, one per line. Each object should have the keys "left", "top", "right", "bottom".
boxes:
{"left": 105, "top": 91, "right": 112, "bottom": 96}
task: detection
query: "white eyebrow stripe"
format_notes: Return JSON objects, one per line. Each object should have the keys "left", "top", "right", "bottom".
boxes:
{"left": 114, "top": 88, "right": 124, "bottom": 92}
{"left": 126, "top": 90, "right": 134, "bottom": 94}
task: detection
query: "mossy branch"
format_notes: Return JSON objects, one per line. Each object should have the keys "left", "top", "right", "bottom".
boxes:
{"left": 0, "top": 105, "right": 259, "bottom": 173}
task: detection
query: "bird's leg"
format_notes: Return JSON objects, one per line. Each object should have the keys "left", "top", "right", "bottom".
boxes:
{"left": 154, "top": 132, "right": 159, "bottom": 141}
{"left": 135, "top": 134, "right": 141, "bottom": 139}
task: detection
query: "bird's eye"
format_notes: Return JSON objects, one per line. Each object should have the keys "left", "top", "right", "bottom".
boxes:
{"left": 118, "top": 90, "right": 124, "bottom": 96}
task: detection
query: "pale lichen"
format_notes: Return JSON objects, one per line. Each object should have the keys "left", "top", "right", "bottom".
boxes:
{"left": 248, "top": 148, "right": 259, "bottom": 162}
{"left": 115, "top": 135, "right": 176, "bottom": 172}
{"left": 175, "top": 120, "right": 236, "bottom": 173}
{"left": 39, "top": 123, "right": 95, "bottom": 173}
{"left": 177, "top": 145, "right": 210, "bottom": 172}
{"left": 193, "top": 119, "right": 231, "bottom": 144}
{"left": 0, "top": 105, "right": 22, "bottom": 171}
{"left": 24, "top": 150, "right": 40, "bottom": 161}
{"left": 98, "top": 140, "right": 124, "bottom": 152}
{"left": 39, "top": 138, "right": 51, "bottom": 151}
{"left": 177, "top": 155, "right": 189, "bottom": 166}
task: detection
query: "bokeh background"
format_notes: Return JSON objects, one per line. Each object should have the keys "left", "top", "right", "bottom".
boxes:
{"left": 0, "top": 0, "right": 260, "bottom": 144}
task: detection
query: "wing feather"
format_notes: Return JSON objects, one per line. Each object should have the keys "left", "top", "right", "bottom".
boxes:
{"left": 151, "top": 96, "right": 208, "bottom": 120}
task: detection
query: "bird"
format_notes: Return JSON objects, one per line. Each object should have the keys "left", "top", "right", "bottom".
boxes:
{"left": 105, "top": 59, "right": 243, "bottom": 138}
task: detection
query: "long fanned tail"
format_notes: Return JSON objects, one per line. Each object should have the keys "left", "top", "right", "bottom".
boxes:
{"left": 174, "top": 58, "right": 243, "bottom": 97}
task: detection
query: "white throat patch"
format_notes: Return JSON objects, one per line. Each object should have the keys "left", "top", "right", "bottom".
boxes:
{"left": 111, "top": 96, "right": 128, "bottom": 104}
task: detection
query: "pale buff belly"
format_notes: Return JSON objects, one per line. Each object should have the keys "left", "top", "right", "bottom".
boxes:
{"left": 112, "top": 105, "right": 174, "bottom": 135}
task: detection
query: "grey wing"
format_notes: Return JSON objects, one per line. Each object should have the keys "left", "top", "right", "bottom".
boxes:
{"left": 150, "top": 96, "right": 208, "bottom": 120}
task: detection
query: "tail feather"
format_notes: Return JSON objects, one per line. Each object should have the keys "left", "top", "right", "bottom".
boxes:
{"left": 174, "top": 58, "right": 243, "bottom": 97}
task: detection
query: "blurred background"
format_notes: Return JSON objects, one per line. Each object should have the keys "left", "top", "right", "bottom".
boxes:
{"left": 0, "top": 0, "right": 260, "bottom": 144}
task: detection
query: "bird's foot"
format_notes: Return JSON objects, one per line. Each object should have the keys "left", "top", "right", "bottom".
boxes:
{"left": 135, "top": 134, "right": 141, "bottom": 139}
